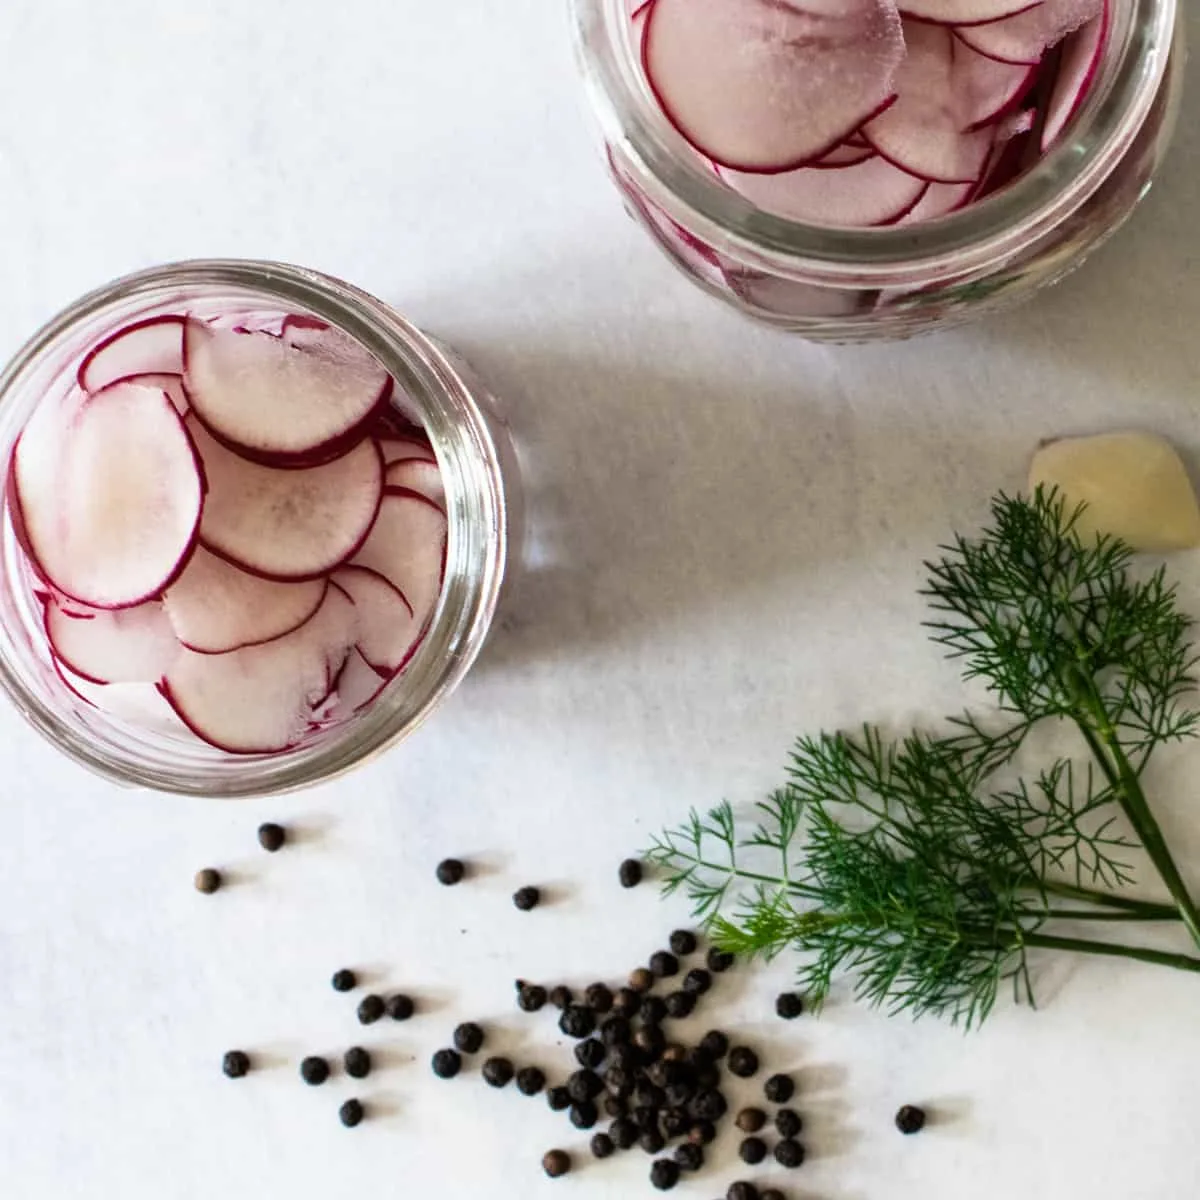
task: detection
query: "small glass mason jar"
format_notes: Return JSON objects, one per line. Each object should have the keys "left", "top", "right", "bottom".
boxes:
{"left": 0, "top": 260, "right": 518, "bottom": 796}
{"left": 570, "top": 0, "right": 1183, "bottom": 341}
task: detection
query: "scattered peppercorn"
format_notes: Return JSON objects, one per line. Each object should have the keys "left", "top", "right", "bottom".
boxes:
{"left": 611, "top": 1117, "right": 638, "bottom": 1149}
{"left": 575, "top": 1039, "right": 606, "bottom": 1070}
{"left": 629, "top": 967, "right": 655, "bottom": 993}
{"left": 600, "top": 1016, "right": 631, "bottom": 1047}
{"left": 775, "top": 992, "right": 804, "bottom": 1020}
{"left": 570, "top": 1100, "right": 599, "bottom": 1130}
{"left": 646, "top": 1060, "right": 679, "bottom": 1089}
{"left": 633, "top": 1025, "right": 665, "bottom": 1061}
{"left": 632, "top": 1081, "right": 666, "bottom": 1111}
{"left": 639, "top": 1128, "right": 666, "bottom": 1155}
{"left": 568, "top": 1070, "right": 603, "bottom": 1102}
{"left": 649, "top": 951, "right": 679, "bottom": 979}
{"left": 222, "top": 1050, "right": 250, "bottom": 1079}
{"left": 605, "top": 1065, "right": 634, "bottom": 1097}
{"left": 344, "top": 1047, "right": 371, "bottom": 1079}
{"left": 194, "top": 868, "right": 221, "bottom": 894}
{"left": 518, "top": 984, "right": 548, "bottom": 1013}
{"left": 764, "top": 1073, "right": 795, "bottom": 1104}
{"left": 618, "top": 859, "right": 643, "bottom": 888}
{"left": 640, "top": 995, "right": 667, "bottom": 1025}
{"left": 649, "top": 1159, "right": 681, "bottom": 1190}
{"left": 431, "top": 1049, "right": 462, "bottom": 1079}
{"left": 590, "top": 1132, "right": 615, "bottom": 1159}
{"left": 483, "top": 1057, "right": 515, "bottom": 1088}
{"left": 516, "top": 1066, "right": 547, "bottom": 1096}
{"left": 607, "top": 1044, "right": 637, "bottom": 1072}
{"left": 661, "top": 1107, "right": 690, "bottom": 1139}
{"left": 664, "top": 1082, "right": 694, "bottom": 1110}
{"left": 357, "top": 994, "right": 385, "bottom": 1025}
{"left": 257, "top": 822, "right": 286, "bottom": 852}
{"left": 300, "top": 1056, "right": 330, "bottom": 1086}
{"left": 706, "top": 947, "right": 735, "bottom": 973}
{"left": 560, "top": 1005, "right": 597, "bottom": 1039}
{"left": 674, "top": 1143, "right": 704, "bottom": 1172}
{"left": 669, "top": 930, "right": 698, "bottom": 956}
{"left": 775, "top": 1139, "right": 805, "bottom": 1168}
{"left": 453, "top": 1022, "right": 485, "bottom": 1054}
{"left": 602, "top": 1094, "right": 626, "bottom": 1119}
{"left": 740, "top": 1137, "right": 768, "bottom": 1165}
{"left": 775, "top": 1108, "right": 803, "bottom": 1139}
{"left": 547, "top": 1086, "right": 571, "bottom": 1112}
{"left": 699, "top": 1030, "right": 729, "bottom": 1059}
{"left": 727, "top": 1184, "right": 759, "bottom": 1200}
{"left": 688, "top": 1089, "right": 727, "bottom": 1121}
{"left": 896, "top": 1104, "right": 927, "bottom": 1134}
{"left": 688, "top": 1121, "right": 716, "bottom": 1146}
{"left": 664, "top": 991, "right": 695, "bottom": 1019}
{"left": 736, "top": 1107, "right": 767, "bottom": 1134}
{"left": 385, "top": 993, "right": 415, "bottom": 1021}
{"left": 612, "top": 987, "right": 640, "bottom": 1016}
{"left": 513, "top": 886, "right": 541, "bottom": 911}
{"left": 682, "top": 968, "right": 712, "bottom": 996}
{"left": 542, "top": 1150, "right": 571, "bottom": 1179}
{"left": 549, "top": 985, "right": 573, "bottom": 1010}
{"left": 436, "top": 858, "right": 466, "bottom": 885}
{"left": 339, "top": 1099, "right": 364, "bottom": 1128}
{"left": 330, "top": 968, "right": 357, "bottom": 992}
{"left": 585, "top": 982, "right": 614, "bottom": 1013}
{"left": 728, "top": 1046, "right": 759, "bottom": 1078}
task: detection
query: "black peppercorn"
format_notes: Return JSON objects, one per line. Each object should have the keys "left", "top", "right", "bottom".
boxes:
{"left": 542, "top": 1150, "right": 571, "bottom": 1179}
{"left": 764, "top": 1073, "right": 795, "bottom": 1104}
{"left": 640, "top": 995, "right": 667, "bottom": 1025}
{"left": 706, "top": 947, "right": 735, "bottom": 973}
{"left": 776, "top": 1108, "right": 802, "bottom": 1138}
{"left": 775, "top": 991, "right": 804, "bottom": 1019}
{"left": 549, "top": 985, "right": 573, "bottom": 1010}
{"left": 611, "top": 1117, "right": 638, "bottom": 1149}
{"left": 727, "top": 1184, "right": 759, "bottom": 1200}
{"left": 385, "top": 994, "right": 415, "bottom": 1021}
{"left": 695, "top": 1063, "right": 721, "bottom": 1090}
{"left": 687, "top": 1089, "right": 727, "bottom": 1121}
{"left": 668, "top": 930, "right": 698, "bottom": 956}
{"left": 339, "top": 1099, "right": 364, "bottom": 1127}
{"left": 513, "top": 886, "right": 541, "bottom": 911}
{"left": 453, "top": 1022, "right": 484, "bottom": 1054}
{"left": 483, "top": 1057, "right": 515, "bottom": 1088}
{"left": 728, "top": 1046, "right": 759, "bottom": 1078}
{"left": 740, "top": 1137, "right": 768, "bottom": 1165}
{"left": 646, "top": 1060, "right": 680, "bottom": 1089}
{"left": 682, "top": 968, "right": 712, "bottom": 995}
{"left": 664, "top": 991, "right": 695, "bottom": 1019}
{"left": 602, "top": 1094, "right": 626, "bottom": 1119}
{"left": 257, "top": 822, "right": 286, "bottom": 852}
{"left": 222, "top": 1050, "right": 250, "bottom": 1079}
{"left": 584, "top": 982, "right": 613, "bottom": 1013}
{"left": 570, "top": 1100, "right": 599, "bottom": 1130}
{"left": 300, "top": 1056, "right": 330, "bottom": 1085}
{"left": 639, "top": 1128, "right": 666, "bottom": 1155}
{"left": 688, "top": 1121, "right": 716, "bottom": 1146}
{"left": 590, "top": 1132, "right": 615, "bottom": 1159}
{"left": 661, "top": 1107, "right": 690, "bottom": 1139}
{"left": 664, "top": 1082, "right": 693, "bottom": 1109}
{"left": 194, "top": 868, "right": 221, "bottom": 894}
{"left": 546, "top": 1086, "right": 571, "bottom": 1112}
{"left": 516, "top": 1066, "right": 546, "bottom": 1096}
{"left": 431, "top": 1048, "right": 462, "bottom": 1079}
{"left": 649, "top": 951, "right": 679, "bottom": 979}
{"left": 436, "top": 858, "right": 465, "bottom": 885}
{"left": 330, "top": 968, "right": 357, "bottom": 992}
{"left": 605, "top": 1065, "right": 634, "bottom": 1097}
{"left": 629, "top": 967, "right": 655, "bottom": 992}
{"left": 662, "top": 1044, "right": 688, "bottom": 1064}
{"left": 559, "top": 1005, "right": 596, "bottom": 1039}
{"left": 736, "top": 1107, "right": 767, "bottom": 1133}
{"left": 518, "top": 984, "right": 548, "bottom": 1013}
{"left": 619, "top": 858, "right": 643, "bottom": 888}
{"left": 600, "top": 1015, "right": 631, "bottom": 1047}
{"left": 775, "top": 1139, "right": 805, "bottom": 1168}
{"left": 699, "top": 1030, "right": 729, "bottom": 1059}
{"left": 629, "top": 1105, "right": 655, "bottom": 1133}
{"left": 674, "top": 1142, "right": 704, "bottom": 1172}
{"left": 568, "top": 1069, "right": 603, "bottom": 1102}
{"left": 612, "top": 987, "right": 640, "bottom": 1016}
{"left": 633, "top": 1025, "right": 666, "bottom": 1061}
{"left": 649, "top": 1158, "right": 680, "bottom": 1190}
{"left": 896, "top": 1104, "right": 927, "bottom": 1134}
{"left": 575, "top": 1039, "right": 606, "bottom": 1070}
{"left": 344, "top": 1047, "right": 371, "bottom": 1079}
{"left": 356, "top": 994, "right": 385, "bottom": 1025}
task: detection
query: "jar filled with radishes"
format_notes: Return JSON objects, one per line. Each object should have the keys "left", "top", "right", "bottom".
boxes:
{"left": 572, "top": 0, "right": 1182, "bottom": 339}
{"left": 0, "top": 261, "right": 516, "bottom": 796}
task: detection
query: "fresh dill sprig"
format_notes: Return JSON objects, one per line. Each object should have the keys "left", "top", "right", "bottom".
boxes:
{"left": 647, "top": 489, "right": 1200, "bottom": 1028}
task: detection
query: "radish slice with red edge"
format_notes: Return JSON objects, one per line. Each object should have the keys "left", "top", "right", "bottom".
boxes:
{"left": 10, "top": 381, "right": 204, "bottom": 610}
{"left": 189, "top": 417, "right": 383, "bottom": 582}
{"left": 379, "top": 436, "right": 435, "bottom": 466}
{"left": 897, "top": 0, "right": 1041, "bottom": 23}
{"left": 384, "top": 459, "right": 445, "bottom": 509}
{"left": 955, "top": 0, "right": 1104, "bottom": 65}
{"left": 327, "top": 648, "right": 392, "bottom": 719}
{"left": 163, "top": 545, "right": 328, "bottom": 654}
{"left": 184, "top": 321, "right": 390, "bottom": 462}
{"left": 642, "top": 0, "right": 905, "bottom": 173}
{"left": 44, "top": 598, "right": 180, "bottom": 684}
{"left": 897, "top": 179, "right": 976, "bottom": 223}
{"left": 811, "top": 143, "right": 878, "bottom": 169}
{"left": 1040, "top": 7, "right": 1108, "bottom": 151}
{"left": 159, "top": 585, "right": 358, "bottom": 754}
{"left": 112, "top": 372, "right": 188, "bottom": 414}
{"left": 78, "top": 315, "right": 185, "bottom": 393}
{"left": 332, "top": 565, "right": 421, "bottom": 673}
{"left": 350, "top": 489, "right": 447, "bottom": 630}
{"left": 56, "top": 661, "right": 190, "bottom": 735}
{"left": 953, "top": 42, "right": 1039, "bottom": 130}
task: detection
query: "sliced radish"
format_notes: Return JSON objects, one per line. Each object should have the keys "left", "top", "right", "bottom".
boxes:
{"left": 897, "top": 179, "right": 976, "bottom": 223}
{"left": 184, "top": 321, "right": 390, "bottom": 462}
{"left": 642, "top": 0, "right": 905, "bottom": 173}
{"left": 863, "top": 23, "right": 996, "bottom": 182}
{"left": 956, "top": 0, "right": 1104, "bottom": 64}
{"left": 332, "top": 564, "right": 421, "bottom": 673}
{"left": 78, "top": 315, "right": 185, "bottom": 394}
{"left": 384, "top": 458, "right": 445, "bottom": 509}
{"left": 44, "top": 598, "right": 180, "bottom": 684}
{"left": 898, "top": 0, "right": 1041, "bottom": 23}
{"left": 811, "top": 143, "right": 878, "bottom": 169}
{"left": 189, "top": 417, "right": 383, "bottom": 581}
{"left": 56, "top": 661, "right": 190, "bottom": 735}
{"left": 163, "top": 544, "right": 328, "bottom": 653}
{"left": 953, "top": 41, "right": 1039, "bottom": 130}
{"left": 722, "top": 156, "right": 930, "bottom": 226}
{"left": 350, "top": 489, "right": 447, "bottom": 629}
{"left": 10, "top": 381, "right": 204, "bottom": 609}
{"left": 111, "top": 372, "right": 188, "bottom": 414}
{"left": 327, "top": 648, "right": 392, "bottom": 719}
{"left": 1040, "top": 7, "right": 1108, "bottom": 151}
{"left": 160, "top": 585, "right": 358, "bottom": 754}
{"left": 380, "top": 436, "right": 435, "bottom": 466}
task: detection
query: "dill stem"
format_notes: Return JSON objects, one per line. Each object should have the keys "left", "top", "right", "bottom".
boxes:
{"left": 1021, "top": 930, "right": 1200, "bottom": 974}
{"left": 1036, "top": 879, "right": 1180, "bottom": 920}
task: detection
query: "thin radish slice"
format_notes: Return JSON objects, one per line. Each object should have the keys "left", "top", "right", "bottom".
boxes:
{"left": 810, "top": 143, "right": 878, "bottom": 168}
{"left": 111, "top": 372, "right": 188, "bottom": 414}
{"left": 722, "top": 156, "right": 930, "bottom": 226}
{"left": 332, "top": 565, "right": 420, "bottom": 673}
{"left": 184, "top": 321, "right": 390, "bottom": 462}
{"left": 863, "top": 23, "right": 996, "bottom": 182}
{"left": 56, "top": 662, "right": 190, "bottom": 735}
{"left": 897, "top": 179, "right": 976, "bottom": 223}
{"left": 350, "top": 490, "right": 447, "bottom": 630}
{"left": 384, "top": 459, "right": 445, "bottom": 509}
{"left": 163, "top": 545, "right": 328, "bottom": 654}
{"left": 328, "top": 648, "right": 392, "bottom": 719}
{"left": 1040, "top": 7, "right": 1108, "bottom": 150}
{"left": 956, "top": 0, "right": 1103, "bottom": 64}
{"left": 189, "top": 417, "right": 383, "bottom": 582}
{"left": 78, "top": 316, "right": 185, "bottom": 393}
{"left": 44, "top": 598, "right": 180, "bottom": 684}
{"left": 953, "top": 42, "right": 1039, "bottom": 130}
{"left": 10, "top": 381, "right": 204, "bottom": 609}
{"left": 379, "top": 436, "right": 435, "bottom": 466}
{"left": 898, "top": 0, "right": 1041, "bottom": 23}
{"left": 642, "top": 0, "right": 905, "bottom": 173}
{"left": 160, "top": 586, "right": 358, "bottom": 754}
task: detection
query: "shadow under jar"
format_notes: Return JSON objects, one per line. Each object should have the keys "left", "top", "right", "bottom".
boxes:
{"left": 570, "top": 0, "right": 1183, "bottom": 341}
{"left": 0, "top": 260, "right": 518, "bottom": 796}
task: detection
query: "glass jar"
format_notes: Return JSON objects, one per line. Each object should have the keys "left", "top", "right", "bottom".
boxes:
{"left": 0, "top": 259, "right": 518, "bottom": 796}
{"left": 570, "top": 0, "right": 1183, "bottom": 341}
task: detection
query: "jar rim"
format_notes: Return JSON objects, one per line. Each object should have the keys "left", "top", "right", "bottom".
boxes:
{"left": 572, "top": 0, "right": 1177, "bottom": 279}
